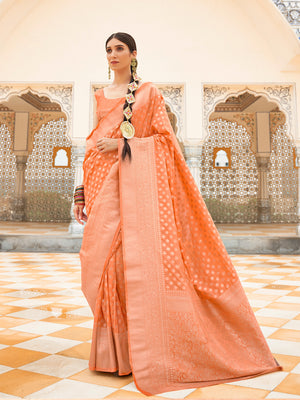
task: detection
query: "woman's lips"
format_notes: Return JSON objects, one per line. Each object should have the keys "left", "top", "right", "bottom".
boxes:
{"left": 111, "top": 61, "right": 119, "bottom": 64}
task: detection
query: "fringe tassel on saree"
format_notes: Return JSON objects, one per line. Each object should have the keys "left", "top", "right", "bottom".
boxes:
{"left": 79, "top": 82, "right": 283, "bottom": 396}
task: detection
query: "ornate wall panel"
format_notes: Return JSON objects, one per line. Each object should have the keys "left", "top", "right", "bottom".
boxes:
{"left": 0, "top": 113, "right": 17, "bottom": 220}
{"left": 268, "top": 117, "right": 298, "bottom": 222}
{"left": 0, "top": 83, "right": 74, "bottom": 222}
{"left": 203, "top": 84, "right": 295, "bottom": 144}
{"left": 200, "top": 117, "right": 258, "bottom": 223}
{"left": 272, "top": 0, "right": 300, "bottom": 39}
{"left": 0, "top": 83, "right": 73, "bottom": 141}
{"left": 203, "top": 83, "right": 298, "bottom": 224}
{"left": 25, "top": 117, "right": 75, "bottom": 222}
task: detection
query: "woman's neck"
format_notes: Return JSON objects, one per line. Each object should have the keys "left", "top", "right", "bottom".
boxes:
{"left": 112, "top": 69, "right": 132, "bottom": 86}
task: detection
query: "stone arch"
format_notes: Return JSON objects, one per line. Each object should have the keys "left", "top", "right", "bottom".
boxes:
{"left": 203, "top": 84, "right": 295, "bottom": 146}
{"left": 0, "top": 83, "right": 74, "bottom": 221}
{"left": 0, "top": 87, "right": 72, "bottom": 142}
{"left": 202, "top": 84, "right": 298, "bottom": 223}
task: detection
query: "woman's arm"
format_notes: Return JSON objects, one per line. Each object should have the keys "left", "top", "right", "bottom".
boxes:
{"left": 96, "top": 137, "right": 118, "bottom": 153}
{"left": 73, "top": 184, "right": 87, "bottom": 224}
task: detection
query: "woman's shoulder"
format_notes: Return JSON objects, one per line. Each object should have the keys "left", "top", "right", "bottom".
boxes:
{"left": 139, "top": 81, "right": 161, "bottom": 97}
{"left": 94, "top": 87, "right": 103, "bottom": 98}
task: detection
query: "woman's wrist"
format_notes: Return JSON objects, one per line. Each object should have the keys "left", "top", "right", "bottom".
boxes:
{"left": 74, "top": 185, "right": 85, "bottom": 205}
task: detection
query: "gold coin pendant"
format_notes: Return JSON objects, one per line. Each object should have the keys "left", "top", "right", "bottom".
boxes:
{"left": 120, "top": 121, "right": 135, "bottom": 139}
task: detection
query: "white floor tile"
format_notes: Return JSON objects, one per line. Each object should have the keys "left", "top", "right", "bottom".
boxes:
{"left": 43, "top": 272, "right": 72, "bottom": 276}
{"left": 265, "top": 391, "right": 300, "bottom": 398}
{"left": 254, "top": 308, "right": 299, "bottom": 319}
{"left": 0, "top": 277, "right": 33, "bottom": 282}
{"left": 67, "top": 307, "right": 93, "bottom": 317}
{"left": 252, "top": 289, "right": 291, "bottom": 296}
{"left": 267, "top": 338, "right": 300, "bottom": 357}
{"left": 290, "top": 362, "right": 300, "bottom": 374}
{"left": 13, "top": 321, "right": 69, "bottom": 335}
{"left": 248, "top": 299, "right": 273, "bottom": 308}
{"left": 157, "top": 388, "right": 196, "bottom": 398}
{"left": 240, "top": 270, "right": 266, "bottom": 275}
{"left": 274, "top": 296, "right": 300, "bottom": 304}
{"left": 14, "top": 336, "right": 81, "bottom": 353}
{"left": 0, "top": 392, "right": 22, "bottom": 399}
{"left": 281, "top": 320, "right": 300, "bottom": 330}
{"left": 260, "top": 326, "right": 279, "bottom": 337}
{"left": 24, "top": 378, "right": 117, "bottom": 399}
{"left": 0, "top": 365, "right": 13, "bottom": 374}
{"left": 240, "top": 282, "right": 267, "bottom": 288}
{"left": 76, "top": 320, "right": 94, "bottom": 329}
{"left": 59, "top": 298, "right": 88, "bottom": 306}
{"left": 7, "top": 309, "right": 54, "bottom": 320}
{"left": 52, "top": 289, "right": 83, "bottom": 297}
{"left": 2, "top": 283, "right": 35, "bottom": 290}
{"left": 254, "top": 275, "right": 285, "bottom": 280}
{"left": 226, "top": 370, "right": 288, "bottom": 390}
{"left": 52, "top": 282, "right": 80, "bottom": 289}
{"left": 1, "top": 290, "right": 44, "bottom": 299}
{"left": 121, "top": 381, "right": 139, "bottom": 392}
{"left": 19, "top": 355, "right": 88, "bottom": 378}
{"left": 269, "top": 268, "right": 298, "bottom": 273}
{"left": 272, "top": 280, "right": 300, "bottom": 286}
{"left": 3, "top": 299, "right": 53, "bottom": 308}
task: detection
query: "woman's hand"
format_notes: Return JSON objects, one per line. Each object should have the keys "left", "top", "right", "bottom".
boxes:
{"left": 73, "top": 204, "right": 88, "bottom": 225}
{"left": 96, "top": 137, "right": 118, "bottom": 153}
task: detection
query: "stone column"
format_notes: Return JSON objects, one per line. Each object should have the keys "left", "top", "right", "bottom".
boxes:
{"left": 256, "top": 155, "right": 271, "bottom": 223}
{"left": 68, "top": 145, "right": 86, "bottom": 235}
{"left": 184, "top": 144, "right": 203, "bottom": 191}
{"left": 12, "top": 155, "right": 28, "bottom": 221}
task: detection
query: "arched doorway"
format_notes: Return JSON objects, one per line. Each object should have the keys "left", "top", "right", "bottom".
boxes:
{"left": 201, "top": 90, "right": 298, "bottom": 223}
{"left": 0, "top": 89, "right": 75, "bottom": 222}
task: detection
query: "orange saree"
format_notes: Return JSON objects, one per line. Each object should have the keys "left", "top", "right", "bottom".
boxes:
{"left": 79, "top": 81, "right": 283, "bottom": 396}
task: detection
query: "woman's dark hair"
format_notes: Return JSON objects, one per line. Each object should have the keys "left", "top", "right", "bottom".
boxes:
{"left": 105, "top": 32, "right": 139, "bottom": 162}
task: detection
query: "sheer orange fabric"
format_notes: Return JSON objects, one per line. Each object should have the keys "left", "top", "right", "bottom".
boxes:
{"left": 79, "top": 81, "right": 283, "bottom": 396}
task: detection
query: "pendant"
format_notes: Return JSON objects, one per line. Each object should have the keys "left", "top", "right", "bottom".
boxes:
{"left": 120, "top": 121, "right": 135, "bottom": 139}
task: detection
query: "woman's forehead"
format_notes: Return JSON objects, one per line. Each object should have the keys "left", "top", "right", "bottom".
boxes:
{"left": 106, "top": 38, "right": 126, "bottom": 48}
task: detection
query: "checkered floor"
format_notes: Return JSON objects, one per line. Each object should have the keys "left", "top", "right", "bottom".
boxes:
{"left": 0, "top": 253, "right": 299, "bottom": 399}
{"left": 0, "top": 221, "right": 299, "bottom": 237}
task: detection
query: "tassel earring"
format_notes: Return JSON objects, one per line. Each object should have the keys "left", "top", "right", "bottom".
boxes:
{"left": 108, "top": 64, "right": 111, "bottom": 80}
{"left": 131, "top": 58, "right": 138, "bottom": 74}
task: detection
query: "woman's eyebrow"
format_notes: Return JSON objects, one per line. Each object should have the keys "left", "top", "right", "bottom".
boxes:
{"left": 106, "top": 45, "right": 125, "bottom": 49}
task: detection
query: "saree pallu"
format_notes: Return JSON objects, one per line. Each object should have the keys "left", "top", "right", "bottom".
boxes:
{"left": 79, "top": 82, "right": 283, "bottom": 396}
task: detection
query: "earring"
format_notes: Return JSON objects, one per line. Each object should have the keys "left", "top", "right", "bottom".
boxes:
{"left": 131, "top": 58, "right": 138, "bottom": 74}
{"left": 108, "top": 64, "right": 111, "bottom": 80}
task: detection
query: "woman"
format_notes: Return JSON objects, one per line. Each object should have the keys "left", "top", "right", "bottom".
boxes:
{"left": 74, "top": 32, "right": 283, "bottom": 396}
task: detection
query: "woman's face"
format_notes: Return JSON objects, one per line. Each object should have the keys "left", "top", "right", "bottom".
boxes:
{"left": 106, "top": 38, "right": 137, "bottom": 73}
